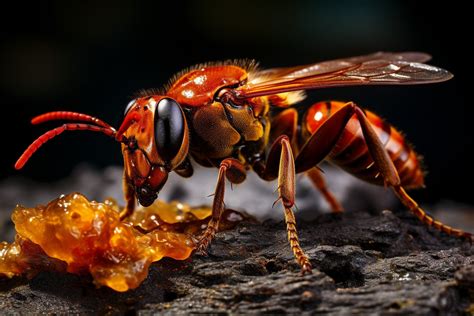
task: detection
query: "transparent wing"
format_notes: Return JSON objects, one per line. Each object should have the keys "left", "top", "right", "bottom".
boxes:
{"left": 234, "top": 52, "right": 451, "bottom": 99}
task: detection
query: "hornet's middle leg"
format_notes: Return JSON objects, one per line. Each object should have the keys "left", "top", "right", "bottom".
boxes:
{"left": 270, "top": 108, "right": 343, "bottom": 214}
{"left": 253, "top": 135, "right": 312, "bottom": 273}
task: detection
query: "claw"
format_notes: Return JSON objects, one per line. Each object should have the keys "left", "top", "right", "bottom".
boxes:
{"left": 300, "top": 262, "right": 313, "bottom": 275}
{"left": 195, "top": 245, "right": 209, "bottom": 256}
{"left": 195, "top": 238, "right": 210, "bottom": 256}
{"left": 272, "top": 196, "right": 282, "bottom": 208}
{"left": 194, "top": 226, "right": 216, "bottom": 255}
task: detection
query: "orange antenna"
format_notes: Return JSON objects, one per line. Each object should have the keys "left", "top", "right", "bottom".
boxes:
{"left": 15, "top": 123, "right": 117, "bottom": 170}
{"left": 31, "top": 111, "right": 115, "bottom": 129}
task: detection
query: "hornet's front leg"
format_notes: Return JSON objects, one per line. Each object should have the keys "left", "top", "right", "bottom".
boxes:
{"left": 120, "top": 174, "right": 136, "bottom": 220}
{"left": 253, "top": 135, "right": 312, "bottom": 274}
{"left": 196, "top": 158, "right": 246, "bottom": 253}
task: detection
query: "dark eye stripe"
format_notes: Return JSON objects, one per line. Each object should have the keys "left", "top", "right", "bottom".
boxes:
{"left": 154, "top": 98, "right": 185, "bottom": 162}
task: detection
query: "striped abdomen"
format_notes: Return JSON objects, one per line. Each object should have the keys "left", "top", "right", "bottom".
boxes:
{"left": 303, "top": 101, "right": 424, "bottom": 189}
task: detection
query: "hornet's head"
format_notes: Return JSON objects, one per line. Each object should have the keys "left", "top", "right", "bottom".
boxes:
{"left": 15, "top": 96, "right": 189, "bottom": 208}
{"left": 118, "top": 96, "right": 189, "bottom": 206}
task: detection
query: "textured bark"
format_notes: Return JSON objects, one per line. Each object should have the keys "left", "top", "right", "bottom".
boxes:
{"left": 0, "top": 208, "right": 472, "bottom": 315}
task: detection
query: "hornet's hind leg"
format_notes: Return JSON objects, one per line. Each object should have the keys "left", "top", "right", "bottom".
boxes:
{"left": 352, "top": 107, "right": 472, "bottom": 240}
{"left": 294, "top": 101, "right": 472, "bottom": 242}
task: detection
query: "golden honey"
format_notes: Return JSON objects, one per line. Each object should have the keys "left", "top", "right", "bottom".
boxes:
{"left": 0, "top": 193, "right": 249, "bottom": 292}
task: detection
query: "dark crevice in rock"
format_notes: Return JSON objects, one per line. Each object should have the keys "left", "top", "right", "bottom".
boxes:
{"left": 319, "top": 262, "right": 365, "bottom": 288}
{"left": 264, "top": 259, "right": 285, "bottom": 274}
{"left": 123, "top": 309, "right": 137, "bottom": 316}
{"left": 162, "top": 290, "right": 178, "bottom": 302}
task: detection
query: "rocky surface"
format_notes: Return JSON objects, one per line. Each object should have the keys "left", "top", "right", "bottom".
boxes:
{"left": 0, "top": 208, "right": 473, "bottom": 314}
{"left": 1, "top": 165, "right": 473, "bottom": 314}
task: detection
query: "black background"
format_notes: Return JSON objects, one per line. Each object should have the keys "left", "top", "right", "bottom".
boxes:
{"left": 1, "top": 1, "right": 472, "bottom": 204}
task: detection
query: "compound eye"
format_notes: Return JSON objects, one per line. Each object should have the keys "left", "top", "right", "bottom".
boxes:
{"left": 124, "top": 99, "right": 136, "bottom": 116}
{"left": 154, "top": 98, "right": 185, "bottom": 162}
